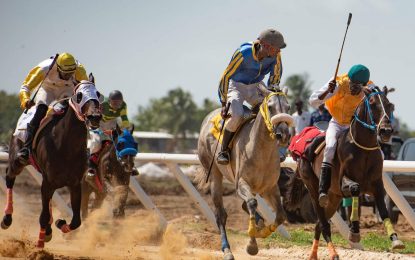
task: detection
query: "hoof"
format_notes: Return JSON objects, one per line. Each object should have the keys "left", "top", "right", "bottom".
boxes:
{"left": 36, "top": 240, "right": 45, "bottom": 248}
{"left": 55, "top": 219, "right": 66, "bottom": 229}
{"left": 1, "top": 214, "right": 12, "bottom": 229}
{"left": 392, "top": 239, "right": 405, "bottom": 250}
{"left": 348, "top": 231, "right": 361, "bottom": 243}
{"left": 45, "top": 226, "right": 52, "bottom": 242}
{"left": 246, "top": 239, "right": 258, "bottom": 255}
{"left": 223, "top": 248, "right": 234, "bottom": 260}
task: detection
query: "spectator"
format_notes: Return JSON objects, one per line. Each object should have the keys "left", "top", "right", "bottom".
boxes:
{"left": 310, "top": 104, "right": 332, "bottom": 127}
{"left": 291, "top": 99, "right": 311, "bottom": 136}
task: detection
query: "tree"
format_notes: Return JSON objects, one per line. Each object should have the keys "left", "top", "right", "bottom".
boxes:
{"left": 283, "top": 73, "right": 312, "bottom": 113}
{"left": 0, "top": 91, "right": 21, "bottom": 145}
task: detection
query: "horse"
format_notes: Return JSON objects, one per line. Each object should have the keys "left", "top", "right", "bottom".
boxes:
{"left": 81, "top": 125, "right": 137, "bottom": 219}
{"left": 2, "top": 77, "right": 102, "bottom": 248}
{"left": 196, "top": 85, "right": 293, "bottom": 260}
{"left": 295, "top": 86, "right": 404, "bottom": 259}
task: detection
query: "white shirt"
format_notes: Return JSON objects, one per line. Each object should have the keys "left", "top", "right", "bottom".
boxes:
{"left": 292, "top": 111, "right": 312, "bottom": 135}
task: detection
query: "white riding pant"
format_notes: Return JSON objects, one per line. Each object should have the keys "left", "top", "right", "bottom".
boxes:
{"left": 323, "top": 119, "right": 349, "bottom": 164}
{"left": 225, "top": 80, "right": 264, "bottom": 132}
{"left": 89, "top": 119, "right": 117, "bottom": 154}
{"left": 35, "top": 85, "right": 73, "bottom": 106}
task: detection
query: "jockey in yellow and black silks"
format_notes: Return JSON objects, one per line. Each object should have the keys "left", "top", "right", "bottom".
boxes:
{"left": 309, "top": 64, "right": 375, "bottom": 207}
{"left": 216, "top": 28, "right": 286, "bottom": 165}
{"left": 17, "top": 53, "right": 88, "bottom": 164}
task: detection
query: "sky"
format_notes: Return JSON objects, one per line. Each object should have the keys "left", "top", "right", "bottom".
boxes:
{"left": 1, "top": 0, "right": 415, "bottom": 128}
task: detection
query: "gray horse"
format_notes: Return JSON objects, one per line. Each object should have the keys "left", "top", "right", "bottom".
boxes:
{"left": 196, "top": 86, "right": 293, "bottom": 260}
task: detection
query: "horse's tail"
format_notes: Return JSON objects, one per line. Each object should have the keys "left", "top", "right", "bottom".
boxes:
{"left": 284, "top": 166, "right": 308, "bottom": 211}
{"left": 193, "top": 165, "right": 210, "bottom": 193}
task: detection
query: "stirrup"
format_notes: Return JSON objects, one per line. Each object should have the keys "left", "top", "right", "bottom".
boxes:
{"left": 318, "top": 193, "right": 329, "bottom": 208}
{"left": 217, "top": 150, "right": 230, "bottom": 165}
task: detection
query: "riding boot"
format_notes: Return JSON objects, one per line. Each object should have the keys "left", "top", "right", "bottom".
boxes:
{"left": 17, "top": 104, "right": 48, "bottom": 165}
{"left": 85, "top": 154, "right": 99, "bottom": 190}
{"left": 216, "top": 129, "right": 235, "bottom": 165}
{"left": 318, "top": 163, "right": 332, "bottom": 208}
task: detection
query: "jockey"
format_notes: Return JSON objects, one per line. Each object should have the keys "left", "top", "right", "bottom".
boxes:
{"left": 217, "top": 28, "right": 286, "bottom": 165}
{"left": 85, "top": 90, "right": 139, "bottom": 189}
{"left": 17, "top": 53, "right": 88, "bottom": 164}
{"left": 309, "top": 64, "right": 373, "bottom": 207}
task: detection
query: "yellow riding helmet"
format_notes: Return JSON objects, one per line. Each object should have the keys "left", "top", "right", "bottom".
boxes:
{"left": 56, "top": 53, "right": 77, "bottom": 73}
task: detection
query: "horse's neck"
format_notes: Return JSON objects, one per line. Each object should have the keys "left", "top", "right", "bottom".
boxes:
{"left": 57, "top": 106, "right": 87, "bottom": 147}
{"left": 350, "top": 104, "right": 378, "bottom": 147}
{"left": 249, "top": 113, "right": 277, "bottom": 155}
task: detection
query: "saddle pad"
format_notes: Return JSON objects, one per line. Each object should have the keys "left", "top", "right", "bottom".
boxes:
{"left": 288, "top": 126, "right": 325, "bottom": 161}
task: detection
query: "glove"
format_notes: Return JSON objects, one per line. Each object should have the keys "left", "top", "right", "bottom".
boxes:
{"left": 328, "top": 80, "right": 337, "bottom": 93}
{"left": 19, "top": 91, "right": 34, "bottom": 110}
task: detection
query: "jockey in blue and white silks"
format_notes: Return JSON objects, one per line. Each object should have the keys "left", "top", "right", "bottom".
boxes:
{"left": 216, "top": 28, "right": 287, "bottom": 165}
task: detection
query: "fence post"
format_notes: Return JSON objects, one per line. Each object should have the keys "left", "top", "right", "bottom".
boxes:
{"left": 165, "top": 162, "right": 219, "bottom": 230}
{"left": 129, "top": 176, "right": 168, "bottom": 229}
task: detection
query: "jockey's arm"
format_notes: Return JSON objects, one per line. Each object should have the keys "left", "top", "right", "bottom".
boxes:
{"left": 19, "top": 65, "right": 46, "bottom": 109}
{"left": 267, "top": 52, "right": 282, "bottom": 89}
{"left": 218, "top": 49, "right": 244, "bottom": 104}
{"left": 309, "top": 78, "right": 339, "bottom": 109}
{"left": 120, "top": 105, "right": 130, "bottom": 129}
{"left": 74, "top": 63, "right": 88, "bottom": 81}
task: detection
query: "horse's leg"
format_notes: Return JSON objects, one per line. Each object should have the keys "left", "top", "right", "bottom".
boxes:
{"left": 112, "top": 171, "right": 130, "bottom": 219}
{"left": 56, "top": 184, "right": 82, "bottom": 233}
{"left": 373, "top": 179, "right": 405, "bottom": 249}
{"left": 348, "top": 183, "right": 361, "bottom": 243}
{"left": 237, "top": 178, "right": 259, "bottom": 256}
{"left": 241, "top": 201, "right": 265, "bottom": 230}
{"left": 299, "top": 159, "right": 339, "bottom": 260}
{"left": 211, "top": 169, "right": 234, "bottom": 260}
{"left": 255, "top": 185, "right": 287, "bottom": 238}
{"left": 38, "top": 181, "right": 54, "bottom": 248}
{"left": 1, "top": 174, "right": 16, "bottom": 229}
{"left": 81, "top": 183, "right": 91, "bottom": 220}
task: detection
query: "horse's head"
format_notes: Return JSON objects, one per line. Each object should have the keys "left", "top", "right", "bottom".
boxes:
{"left": 258, "top": 85, "right": 294, "bottom": 146}
{"left": 360, "top": 86, "right": 395, "bottom": 143}
{"left": 112, "top": 124, "right": 138, "bottom": 173}
{"left": 70, "top": 75, "right": 103, "bottom": 129}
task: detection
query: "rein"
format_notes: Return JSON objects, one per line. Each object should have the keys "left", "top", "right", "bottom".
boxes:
{"left": 350, "top": 91, "right": 390, "bottom": 151}
{"left": 259, "top": 91, "right": 287, "bottom": 140}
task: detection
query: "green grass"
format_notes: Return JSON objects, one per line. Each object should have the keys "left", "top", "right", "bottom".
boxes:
{"left": 262, "top": 228, "right": 415, "bottom": 254}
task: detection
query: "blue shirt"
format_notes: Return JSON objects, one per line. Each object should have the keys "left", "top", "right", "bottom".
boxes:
{"left": 218, "top": 42, "right": 283, "bottom": 103}
{"left": 310, "top": 108, "right": 332, "bottom": 126}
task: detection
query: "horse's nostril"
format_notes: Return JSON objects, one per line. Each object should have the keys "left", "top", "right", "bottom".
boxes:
{"left": 276, "top": 133, "right": 282, "bottom": 140}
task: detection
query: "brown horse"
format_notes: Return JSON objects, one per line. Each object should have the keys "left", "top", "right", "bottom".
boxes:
{"left": 2, "top": 78, "right": 102, "bottom": 248}
{"left": 81, "top": 125, "right": 137, "bottom": 219}
{"left": 196, "top": 86, "right": 293, "bottom": 260}
{"left": 296, "top": 86, "right": 404, "bottom": 259}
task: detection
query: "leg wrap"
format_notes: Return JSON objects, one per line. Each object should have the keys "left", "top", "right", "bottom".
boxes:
{"left": 4, "top": 189, "right": 13, "bottom": 214}
{"left": 384, "top": 218, "right": 396, "bottom": 238}
{"left": 350, "top": 196, "right": 359, "bottom": 222}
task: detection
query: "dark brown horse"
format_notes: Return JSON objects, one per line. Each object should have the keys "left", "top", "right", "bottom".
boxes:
{"left": 81, "top": 125, "right": 137, "bottom": 219}
{"left": 296, "top": 86, "right": 404, "bottom": 259}
{"left": 2, "top": 78, "right": 102, "bottom": 248}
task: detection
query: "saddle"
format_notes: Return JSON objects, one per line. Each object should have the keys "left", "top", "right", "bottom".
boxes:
{"left": 288, "top": 126, "right": 326, "bottom": 162}
{"left": 210, "top": 105, "right": 256, "bottom": 148}
{"left": 32, "top": 100, "right": 69, "bottom": 151}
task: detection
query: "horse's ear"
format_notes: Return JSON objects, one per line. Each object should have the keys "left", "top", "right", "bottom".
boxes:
{"left": 282, "top": 86, "right": 288, "bottom": 96}
{"left": 130, "top": 124, "right": 135, "bottom": 134}
{"left": 383, "top": 86, "right": 395, "bottom": 96}
{"left": 89, "top": 73, "right": 95, "bottom": 83}
{"left": 115, "top": 124, "right": 122, "bottom": 135}
{"left": 76, "top": 92, "right": 83, "bottom": 103}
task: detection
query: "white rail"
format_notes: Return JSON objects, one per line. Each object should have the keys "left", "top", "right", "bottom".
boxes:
{"left": 1, "top": 152, "right": 415, "bottom": 247}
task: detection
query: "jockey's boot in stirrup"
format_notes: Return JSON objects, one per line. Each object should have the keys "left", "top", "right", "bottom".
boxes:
{"left": 318, "top": 163, "right": 332, "bottom": 208}
{"left": 85, "top": 160, "right": 99, "bottom": 190}
{"left": 216, "top": 129, "right": 235, "bottom": 165}
{"left": 17, "top": 104, "right": 47, "bottom": 165}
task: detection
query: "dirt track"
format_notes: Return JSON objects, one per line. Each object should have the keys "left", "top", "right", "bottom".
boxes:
{"left": 0, "top": 168, "right": 414, "bottom": 260}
